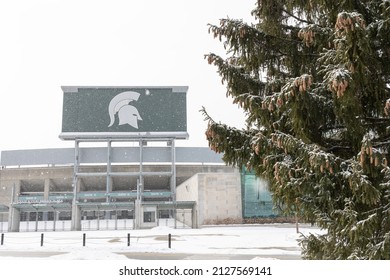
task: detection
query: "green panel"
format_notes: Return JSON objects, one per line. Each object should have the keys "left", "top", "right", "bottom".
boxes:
{"left": 77, "top": 191, "right": 170, "bottom": 199}
{"left": 17, "top": 196, "right": 44, "bottom": 202}
{"left": 142, "top": 191, "right": 172, "bottom": 197}
{"left": 49, "top": 194, "right": 73, "bottom": 200}
{"left": 143, "top": 201, "right": 195, "bottom": 209}
{"left": 241, "top": 168, "right": 278, "bottom": 218}
{"left": 61, "top": 87, "right": 187, "bottom": 135}
{"left": 109, "top": 192, "right": 137, "bottom": 198}
{"left": 77, "top": 202, "right": 135, "bottom": 211}
{"left": 78, "top": 192, "right": 107, "bottom": 199}
{"left": 13, "top": 203, "right": 72, "bottom": 212}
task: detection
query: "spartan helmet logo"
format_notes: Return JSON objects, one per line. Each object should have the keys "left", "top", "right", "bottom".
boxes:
{"left": 108, "top": 91, "right": 142, "bottom": 129}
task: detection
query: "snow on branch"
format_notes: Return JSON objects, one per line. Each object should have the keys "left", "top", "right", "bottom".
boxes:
{"left": 335, "top": 12, "right": 366, "bottom": 34}
{"left": 324, "top": 67, "right": 351, "bottom": 98}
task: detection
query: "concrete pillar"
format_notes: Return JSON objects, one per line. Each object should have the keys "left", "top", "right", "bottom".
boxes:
{"left": 71, "top": 140, "right": 81, "bottom": 231}
{"left": 8, "top": 181, "right": 21, "bottom": 232}
{"left": 53, "top": 211, "right": 58, "bottom": 231}
{"left": 71, "top": 204, "right": 81, "bottom": 230}
{"left": 44, "top": 179, "right": 51, "bottom": 200}
{"left": 43, "top": 179, "right": 51, "bottom": 221}
{"left": 106, "top": 140, "right": 112, "bottom": 200}
{"left": 35, "top": 211, "right": 39, "bottom": 232}
{"left": 71, "top": 179, "right": 82, "bottom": 231}
{"left": 134, "top": 199, "right": 141, "bottom": 229}
{"left": 192, "top": 204, "right": 198, "bottom": 229}
{"left": 105, "top": 177, "right": 113, "bottom": 219}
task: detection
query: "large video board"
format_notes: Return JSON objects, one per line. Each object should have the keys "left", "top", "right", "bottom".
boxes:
{"left": 59, "top": 86, "right": 188, "bottom": 140}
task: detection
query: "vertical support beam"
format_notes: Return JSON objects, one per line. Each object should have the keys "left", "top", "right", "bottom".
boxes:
{"left": 43, "top": 179, "right": 51, "bottom": 222}
{"left": 133, "top": 202, "right": 136, "bottom": 230}
{"left": 106, "top": 140, "right": 112, "bottom": 199}
{"left": 35, "top": 211, "right": 39, "bottom": 232}
{"left": 174, "top": 207, "right": 177, "bottom": 229}
{"left": 170, "top": 139, "right": 177, "bottom": 229}
{"left": 26, "top": 212, "right": 30, "bottom": 232}
{"left": 192, "top": 204, "right": 198, "bottom": 229}
{"left": 156, "top": 205, "right": 159, "bottom": 227}
{"left": 97, "top": 210, "right": 100, "bottom": 230}
{"left": 9, "top": 181, "right": 21, "bottom": 232}
{"left": 170, "top": 139, "right": 176, "bottom": 196}
{"left": 134, "top": 197, "right": 141, "bottom": 230}
{"left": 44, "top": 179, "right": 51, "bottom": 200}
{"left": 115, "top": 209, "right": 118, "bottom": 230}
{"left": 106, "top": 140, "right": 112, "bottom": 220}
{"left": 53, "top": 211, "right": 57, "bottom": 232}
{"left": 71, "top": 140, "right": 81, "bottom": 231}
{"left": 135, "top": 140, "right": 144, "bottom": 230}
{"left": 139, "top": 140, "right": 144, "bottom": 197}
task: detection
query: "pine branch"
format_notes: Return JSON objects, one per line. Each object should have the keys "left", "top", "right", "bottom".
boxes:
{"left": 282, "top": 8, "right": 314, "bottom": 25}
{"left": 205, "top": 53, "right": 266, "bottom": 97}
{"left": 373, "top": 139, "right": 390, "bottom": 148}
{"left": 200, "top": 107, "right": 216, "bottom": 123}
{"left": 325, "top": 145, "right": 353, "bottom": 153}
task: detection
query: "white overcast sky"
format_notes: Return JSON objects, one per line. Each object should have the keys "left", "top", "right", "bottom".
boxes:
{"left": 0, "top": 0, "right": 255, "bottom": 151}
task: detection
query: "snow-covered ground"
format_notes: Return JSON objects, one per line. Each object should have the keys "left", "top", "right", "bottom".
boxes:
{"left": 0, "top": 223, "right": 385, "bottom": 280}
{"left": 0, "top": 222, "right": 323, "bottom": 260}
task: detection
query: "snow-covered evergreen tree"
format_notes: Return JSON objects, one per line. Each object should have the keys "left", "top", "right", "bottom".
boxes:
{"left": 202, "top": 0, "right": 390, "bottom": 259}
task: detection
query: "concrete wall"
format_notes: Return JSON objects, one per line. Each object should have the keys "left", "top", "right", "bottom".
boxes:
{"left": 176, "top": 174, "right": 199, "bottom": 228}
{"left": 177, "top": 172, "right": 242, "bottom": 226}
{"left": 200, "top": 173, "right": 242, "bottom": 225}
{"left": 0, "top": 179, "right": 13, "bottom": 207}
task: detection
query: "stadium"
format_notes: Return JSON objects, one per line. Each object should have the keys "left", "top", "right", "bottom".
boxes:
{"left": 0, "top": 86, "right": 276, "bottom": 232}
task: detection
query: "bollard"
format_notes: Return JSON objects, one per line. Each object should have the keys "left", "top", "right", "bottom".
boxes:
{"left": 127, "top": 233, "right": 130, "bottom": 247}
{"left": 40, "top": 233, "right": 44, "bottom": 247}
{"left": 168, "top": 233, "right": 171, "bottom": 249}
{"left": 1, "top": 233, "right": 4, "bottom": 246}
{"left": 83, "top": 233, "right": 86, "bottom": 247}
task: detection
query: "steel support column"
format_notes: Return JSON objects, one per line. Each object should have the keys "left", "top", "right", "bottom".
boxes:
{"left": 106, "top": 140, "right": 112, "bottom": 220}
{"left": 71, "top": 140, "right": 81, "bottom": 231}
{"left": 170, "top": 139, "right": 177, "bottom": 229}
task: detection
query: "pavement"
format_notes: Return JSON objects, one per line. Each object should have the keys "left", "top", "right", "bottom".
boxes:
{"left": 0, "top": 251, "right": 301, "bottom": 260}
{"left": 117, "top": 252, "right": 301, "bottom": 260}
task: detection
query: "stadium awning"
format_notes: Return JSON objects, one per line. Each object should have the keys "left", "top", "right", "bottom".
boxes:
{"left": 77, "top": 202, "right": 135, "bottom": 211}
{"left": 143, "top": 201, "right": 196, "bottom": 210}
{"left": 12, "top": 203, "right": 71, "bottom": 212}
{"left": 76, "top": 201, "right": 195, "bottom": 211}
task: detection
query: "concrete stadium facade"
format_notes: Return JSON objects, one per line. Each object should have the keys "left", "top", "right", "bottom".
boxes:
{"left": 0, "top": 146, "right": 242, "bottom": 232}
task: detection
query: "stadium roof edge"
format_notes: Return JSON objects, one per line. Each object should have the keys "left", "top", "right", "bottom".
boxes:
{"left": 0, "top": 147, "right": 225, "bottom": 167}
